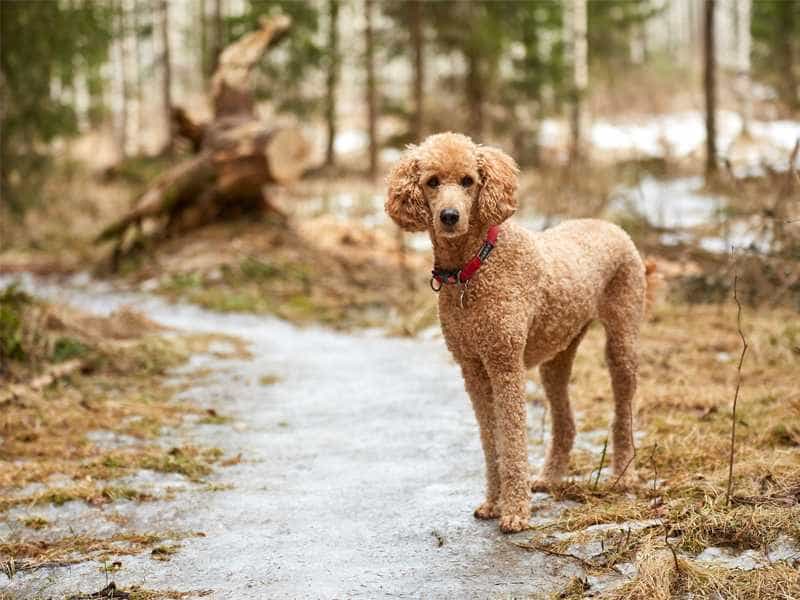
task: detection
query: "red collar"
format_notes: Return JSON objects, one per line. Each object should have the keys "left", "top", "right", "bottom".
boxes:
{"left": 430, "top": 225, "right": 500, "bottom": 292}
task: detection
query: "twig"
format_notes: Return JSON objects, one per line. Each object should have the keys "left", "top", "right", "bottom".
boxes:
{"left": 726, "top": 270, "right": 749, "bottom": 506}
{"left": 663, "top": 522, "right": 681, "bottom": 573}
{"left": 513, "top": 539, "right": 599, "bottom": 569}
{"left": 592, "top": 438, "right": 608, "bottom": 490}
{"left": 610, "top": 453, "right": 635, "bottom": 490}
{"left": 649, "top": 443, "right": 659, "bottom": 494}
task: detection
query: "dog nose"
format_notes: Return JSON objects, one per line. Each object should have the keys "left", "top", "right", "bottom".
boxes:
{"left": 440, "top": 208, "right": 460, "bottom": 226}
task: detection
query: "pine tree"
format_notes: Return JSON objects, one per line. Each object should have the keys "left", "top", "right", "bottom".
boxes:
{"left": 0, "top": 2, "right": 113, "bottom": 212}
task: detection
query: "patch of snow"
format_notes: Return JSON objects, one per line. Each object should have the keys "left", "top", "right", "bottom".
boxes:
{"left": 695, "top": 535, "right": 800, "bottom": 571}
{"left": 610, "top": 176, "right": 725, "bottom": 230}
{"left": 85, "top": 430, "right": 139, "bottom": 450}
{"left": 334, "top": 129, "right": 368, "bottom": 155}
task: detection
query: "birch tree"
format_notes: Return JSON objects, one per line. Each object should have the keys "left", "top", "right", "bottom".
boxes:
{"left": 704, "top": 0, "right": 718, "bottom": 176}
{"left": 364, "top": 0, "right": 378, "bottom": 179}
{"left": 157, "top": 0, "right": 173, "bottom": 154}
{"left": 133, "top": 0, "right": 145, "bottom": 154}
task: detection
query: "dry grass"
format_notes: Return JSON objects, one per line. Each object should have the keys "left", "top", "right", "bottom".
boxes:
{"left": 605, "top": 542, "right": 800, "bottom": 600}
{"left": 0, "top": 289, "right": 238, "bottom": 572}
{"left": 527, "top": 299, "right": 800, "bottom": 596}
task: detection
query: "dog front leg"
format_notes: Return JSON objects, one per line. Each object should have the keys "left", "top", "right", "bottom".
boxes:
{"left": 461, "top": 359, "right": 500, "bottom": 519}
{"left": 487, "top": 365, "right": 531, "bottom": 533}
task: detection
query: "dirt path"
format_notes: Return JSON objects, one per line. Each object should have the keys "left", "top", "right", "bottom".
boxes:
{"left": 2, "top": 278, "right": 583, "bottom": 599}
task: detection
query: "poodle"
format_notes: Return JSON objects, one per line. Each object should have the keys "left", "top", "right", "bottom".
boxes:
{"left": 385, "top": 132, "right": 655, "bottom": 533}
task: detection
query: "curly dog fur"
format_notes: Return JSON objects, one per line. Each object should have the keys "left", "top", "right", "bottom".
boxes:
{"left": 386, "top": 133, "right": 655, "bottom": 533}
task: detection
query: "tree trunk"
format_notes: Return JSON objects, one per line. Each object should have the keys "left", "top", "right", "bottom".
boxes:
{"left": 777, "top": 0, "right": 798, "bottom": 110}
{"left": 133, "top": 0, "right": 144, "bottom": 154}
{"left": 97, "top": 15, "right": 310, "bottom": 254}
{"left": 735, "top": 0, "right": 751, "bottom": 136}
{"left": 158, "top": 0, "right": 173, "bottom": 154}
{"left": 465, "top": 47, "right": 483, "bottom": 139}
{"left": 210, "top": 14, "right": 291, "bottom": 119}
{"left": 569, "top": 0, "right": 589, "bottom": 163}
{"left": 199, "top": 0, "right": 208, "bottom": 79}
{"left": 116, "top": 0, "right": 129, "bottom": 159}
{"left": 704, "top": 0, "right": 718, "bottom": 176}
{"left": 324, "top": 0, "right": 340, "bottom": 167}
{"left": 409, "top": 0, "right": 424, "bottom": 142}
{"left": 365, "top": 0, "right": 378, "bottom": 179}
{"left": 212, "top": 0, "right": 223, "bottom": 75}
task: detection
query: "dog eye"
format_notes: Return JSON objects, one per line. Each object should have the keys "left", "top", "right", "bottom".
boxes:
{"left": 426, "top": 176, "right": 440, "bottom": 188}
{"left": 461, "top": 176, "right": 474, "bottom": 188}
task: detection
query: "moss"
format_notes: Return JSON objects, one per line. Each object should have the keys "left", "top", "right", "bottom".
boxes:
{"left": 52, "top": 336, "right": 90, "bottom": 362}
{"left": 21, "top": 516, "right": 50, "bottom": 530}
{"left": 0, "top": 283, "right": 32, "bottom": 364}
{"left": 150, "top": 544, "right": 181, "bottom": 561}
{"left": 84, "top": 446, "right": 223, "bottom": 482}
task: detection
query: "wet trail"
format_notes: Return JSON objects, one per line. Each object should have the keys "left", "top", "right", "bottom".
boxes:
{"left": 1, "top": 278, "right": 580, "bottom": 599}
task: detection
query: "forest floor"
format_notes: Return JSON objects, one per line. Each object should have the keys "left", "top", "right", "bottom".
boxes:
{"left": 0, "top": 275, "right": 798, "bottom": 599}
{"left": 1, "top": 152, "right": 799, "bottom": 597}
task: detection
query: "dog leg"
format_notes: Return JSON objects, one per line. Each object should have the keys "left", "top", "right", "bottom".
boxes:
{"left": 487, "top": 365, "right": 531, "bottom": 533}
{"left": 605, "top": 326, "right": 638, "bottom": 484}
{"left": 461, "top": 359, "right": 501, "bottom": 519}
{"left": 532, "top": 326, "right": 587, "bottom": 491}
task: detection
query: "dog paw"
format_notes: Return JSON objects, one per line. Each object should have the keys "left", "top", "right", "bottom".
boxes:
{"left": 498, "top": 513, "right": 529, "bottom": 533}
{"left": 473, "top": 501, "right": 501, "bottom": 520}
{"left": 530, "top": 478, "right": 554, "bottom": 493}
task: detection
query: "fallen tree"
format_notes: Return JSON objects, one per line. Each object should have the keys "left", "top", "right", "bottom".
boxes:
{"left": 97, "top": 14, "right": 310, "bottom": 264}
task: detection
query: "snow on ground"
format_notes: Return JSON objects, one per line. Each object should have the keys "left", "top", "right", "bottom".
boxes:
{"left": 540, "top": 110, "right": 800, "bottom": 171}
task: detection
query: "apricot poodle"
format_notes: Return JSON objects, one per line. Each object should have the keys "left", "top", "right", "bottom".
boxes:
{"left": 385, "top": 132, "right": 656, "bottom": 533}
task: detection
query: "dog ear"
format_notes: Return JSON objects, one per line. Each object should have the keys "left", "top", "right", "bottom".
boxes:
{"left": 385, "top": 146, "right": 430, "bottom": 232}
{"left": 476, "top": 145, "right": 519, "bottom": 225}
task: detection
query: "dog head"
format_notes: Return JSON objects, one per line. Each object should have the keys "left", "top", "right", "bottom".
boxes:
{"left": 385, "top": 132, "right": 519, "bottom": 238}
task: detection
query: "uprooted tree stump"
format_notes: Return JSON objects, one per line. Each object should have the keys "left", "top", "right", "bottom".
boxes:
{"left": 97, "top": 15, "right": 311, "bottom": 266}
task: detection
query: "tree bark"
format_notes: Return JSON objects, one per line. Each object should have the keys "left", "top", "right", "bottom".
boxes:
{"left": 704, "top": 0, "right": 718, "bottom": 176}
{"left": 158, "top": 0, "right": 173, "bottom": 154}
{"left": 409, "top": 0, "right": 424, "bottom": 142}
{"left": 324, "top": 0, "right": 340, "bottom": 167}
{"left": 365, "top": 0, "right": 378, "bottom": 179}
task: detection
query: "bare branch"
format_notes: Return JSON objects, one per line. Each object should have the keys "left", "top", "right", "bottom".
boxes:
{"left": 725, "top": 268, "right": 749, "bottom": 506}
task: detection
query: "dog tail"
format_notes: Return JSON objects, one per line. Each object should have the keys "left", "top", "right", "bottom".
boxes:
{"left": 643, "top": 258, "right": 662, "bottom": 317}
